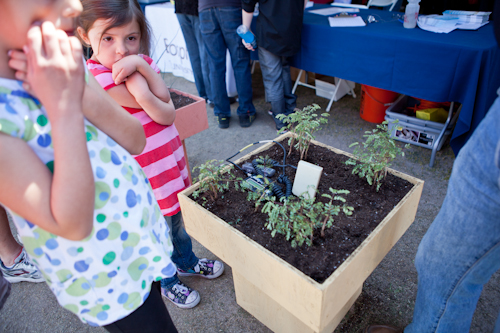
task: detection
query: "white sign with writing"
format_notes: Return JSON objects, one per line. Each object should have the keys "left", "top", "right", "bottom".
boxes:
{"left": 147, "top": 2, "right": 194, "bottom": 82}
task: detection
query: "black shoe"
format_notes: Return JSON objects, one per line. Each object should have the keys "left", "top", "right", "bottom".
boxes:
{"left": 239, "top": 113, "right": 257, "bottom": 128}
{"left": 228, "top": 96, "right": 237, "bottom": 104}
{"left": 207, "top": 99, "right": 215, "bottom": 108}
{"left": 217, "top": 115, "right": 230, "bottom": 128}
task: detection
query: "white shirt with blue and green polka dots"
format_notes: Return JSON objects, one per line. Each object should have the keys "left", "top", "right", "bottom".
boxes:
{"left": 0, "top": 78, "right": 176, "bottom": 326}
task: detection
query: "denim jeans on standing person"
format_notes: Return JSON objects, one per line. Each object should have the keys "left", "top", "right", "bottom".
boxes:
{"left": 405, "top": 89, "right": 500, "bottom": 333}
{"left": 176, "top": 13, "right": 212, "bottom": 101}
{"left": 160, "top": 211, "right": 199, "bottom": 289}
{"left": 199, "top": 7, "right": 255, "bottom": 117}
{"left": 258, "top": 46, "right": 297, "bottom": 130}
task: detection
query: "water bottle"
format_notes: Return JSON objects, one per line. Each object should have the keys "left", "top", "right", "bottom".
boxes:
{"left": 404, "top": 0, "right": 420, "bottom": 29}
{"left": 237, "top": 25, "right": 257, "bottom": 49}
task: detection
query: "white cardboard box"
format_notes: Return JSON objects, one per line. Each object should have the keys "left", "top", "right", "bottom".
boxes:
{"left": 315, "top": 77, "right": 355, "bottom": 102}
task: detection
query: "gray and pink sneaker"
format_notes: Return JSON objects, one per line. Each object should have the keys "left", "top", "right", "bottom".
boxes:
{"left": 161, "top": 281, "right": 200, "bottom": 309}
{"left": 177, "top": 258, "right": 224, "bottom": 279}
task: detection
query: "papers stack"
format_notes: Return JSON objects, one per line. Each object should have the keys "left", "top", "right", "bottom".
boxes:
{"left": 442, "top": 10, "right": 491, "bottom": 24}
{"left": 417, "top": 10, "right": 490, "bottom": 33}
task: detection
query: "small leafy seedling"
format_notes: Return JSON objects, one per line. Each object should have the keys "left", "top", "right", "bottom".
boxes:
{"left": 346, "top": 120, "right": 409, "bottom": 191}
{"left": 192, "top": 159, "right": 240, "bottom": 204}
{"left": 261, "top": 188, "right": 353, "bottom": 248}
{"left": 276, "top": 104, "right": 329, "bottom": 160}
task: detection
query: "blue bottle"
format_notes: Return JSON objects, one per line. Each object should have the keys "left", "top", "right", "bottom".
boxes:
{"left": 237, "top": 25, "right": 257, "bottom": 49}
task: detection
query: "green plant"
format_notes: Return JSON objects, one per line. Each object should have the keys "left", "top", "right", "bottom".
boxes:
{"left": 261, "top": 188, "right": 353, "bottom": 248}
{"left": 346, "top": 120, "right": 409, "bottom": 191}
{"left": 276, "top": 104, "right": 329, "bottom": 160}
{"left": 192, "top": 159, "right": 240, "bottom": 203}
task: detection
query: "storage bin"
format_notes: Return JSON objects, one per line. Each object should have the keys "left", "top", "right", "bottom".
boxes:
{"left": 385, "top": 95, "right": 461, "bottom": 152}
{"left": 385, "top": 115, "right": 452, "bottom": 151}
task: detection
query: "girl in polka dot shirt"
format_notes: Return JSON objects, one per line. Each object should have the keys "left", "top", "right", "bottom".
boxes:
{"left": 77, "top": 0, "right": 225, "bottom": 310}
{"left": 0, "top": 0, "right": 178, "bottom": 331}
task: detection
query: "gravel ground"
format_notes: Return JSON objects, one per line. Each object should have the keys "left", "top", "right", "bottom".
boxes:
{"left": 1, "top": 67, "right": 498, "bottom": 333}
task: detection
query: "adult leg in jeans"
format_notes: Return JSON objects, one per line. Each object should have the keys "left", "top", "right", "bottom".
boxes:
{"left": 104, "top": 281, "right": 178, "bottom": 333}
{"left": 281, "top": 58, "right": 297, "bottom": 115}
{"left": 217, "top": 7, "right": 255, "bottom": 117}
{"left": 405, "top": 92, "right": 500, "bottom": 333}
{"left": 193, "top": 16, "right": 212, "bottom": 102}
{"left": 258, "top": 46, "right": 296, "bottom": 130}
{"left": 161, "top": 211, "right": 199, "bottom": 289}
{"left": 199, "top": 8, "right": 231, "bottom": 117}
{"left": 176, "top": 13, "right": 208, "bottom": 100}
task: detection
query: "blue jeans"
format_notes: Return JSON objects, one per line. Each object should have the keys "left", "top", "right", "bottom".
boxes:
{"left": 405, "top": 90, "right": 500, "bottom": 332}
{"left": 160, "top": 212, "right": 199, "bottom": 289}
{"left": 199, "top": 7, "right": 255, "bottom": 117}
{"left": 176, "top": 13, "right": 212, "bottom": 101}
{"left": 258, "top": 46, "right": 297, "bottom": 130}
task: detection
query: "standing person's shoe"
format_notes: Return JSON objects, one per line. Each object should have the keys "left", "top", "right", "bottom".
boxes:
{"left": 177, "top": 258, "right": 224, "bottom": 279}
{"left": 228, "top": 96, "right": 238, "bottom": 104}
{"left": 0, "top": 248, "right": 44, "bottom": 283}
{"left": 239, "top": 113, "right": 257, "bottom": 128}
{"left": 161, "top": 281, "right": 200, "bottom": 309}
{"left": 217, "top": 115, "right": 230, "bottom": 128}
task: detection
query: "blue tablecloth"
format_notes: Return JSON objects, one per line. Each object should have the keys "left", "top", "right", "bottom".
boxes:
{"left": 291, "top": 5, "right": 500, "bottom": 155}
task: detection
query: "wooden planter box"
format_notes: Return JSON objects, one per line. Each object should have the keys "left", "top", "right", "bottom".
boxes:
{"left": 178, "top": 133, "right": 424, "bottom": 333}
{"left": 170, "top": 88, "right": 208, "bottom": 141}
{"left": 170, "top": 89, "right": 208, "bottom": 183}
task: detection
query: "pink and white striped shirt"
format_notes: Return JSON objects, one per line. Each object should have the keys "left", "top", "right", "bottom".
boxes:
{"left": 87, "top": 55, "right": 190, "bottom": 216}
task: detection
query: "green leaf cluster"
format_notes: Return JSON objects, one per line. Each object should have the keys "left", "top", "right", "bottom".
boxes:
{"left": 192, "top": 159, "right": 240, "bottom": 204}
{"left": 346, "top": 120, "right": 409, "bottom": 191}
{"left": 261, "top": 188, "right": 353, "bottom": 248}
{"left": 276, "top": 104, "right": 329, "bottom": 160}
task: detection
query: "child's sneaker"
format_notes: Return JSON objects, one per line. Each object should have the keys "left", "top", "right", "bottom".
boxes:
{"left": 0, "top": 248, "right": 44, "bottom": 283}
{"left": 161, "top": 281, "right": 200, "bottom": 309}
{"left": 177, "top": 258, "right": 224, "bottom": 279}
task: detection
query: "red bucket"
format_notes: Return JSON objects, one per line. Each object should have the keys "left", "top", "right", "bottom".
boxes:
{"left": 359, "top": 85, "right": 399, "bottom": 124}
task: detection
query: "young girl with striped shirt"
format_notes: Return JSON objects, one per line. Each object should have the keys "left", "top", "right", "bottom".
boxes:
{"left": 77, "top": 0, "right": 223, "bottom": 309}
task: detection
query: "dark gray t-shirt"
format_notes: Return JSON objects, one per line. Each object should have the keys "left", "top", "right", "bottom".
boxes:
{"left": 0, "top": 270, "right": 11, "bottom": 311}
{"left": 198, "top": 0, "right": 241, "bottom": 12}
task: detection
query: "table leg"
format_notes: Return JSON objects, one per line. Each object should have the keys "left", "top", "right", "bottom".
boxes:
{"left": 182, "top": 140, "right": 193, "bottom": 185}
{"left": 292, "top": 69, "right": 304, "bottom": 94}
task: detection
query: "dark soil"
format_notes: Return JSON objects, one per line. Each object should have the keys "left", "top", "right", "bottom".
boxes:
{"left": 192, "top": 140, "right": 413, "bottom": 284}
{"left": 170, "top": 90, "right": 197, "bottom": 109}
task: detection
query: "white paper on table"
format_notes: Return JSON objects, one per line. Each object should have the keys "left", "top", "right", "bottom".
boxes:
{"left": 328, "top": 16, "right": 366, "bottom": 27}
{"left": 417, "top": 15, "right": 458, "bottom": 33}
{"left": 310, "top": 7, "right": 359, "bottom": 16}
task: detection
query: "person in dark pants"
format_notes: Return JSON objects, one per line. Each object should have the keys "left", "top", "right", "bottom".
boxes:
{"left": 175, "top": 0, "right": 213, "bottom": 105}
{"left": 198, "top": 0, "right": 257, "bottom": 129}
{"left": 366, "top": 2, "right": 500, "bottom": 332}
{"left": 241, "top": 0, "right": 308, "bottom": 132}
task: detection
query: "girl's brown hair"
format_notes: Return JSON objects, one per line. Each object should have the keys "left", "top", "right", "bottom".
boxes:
{"left": 78, "top": 0, "right": 151, "bottom": 56}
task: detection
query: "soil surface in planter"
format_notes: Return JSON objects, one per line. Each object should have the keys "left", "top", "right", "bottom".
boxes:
{"left": 170, "top": 91, "right": 197, "bottom": 109}
{"left": 192, "top": 141, "right": 413, "bottom": 283}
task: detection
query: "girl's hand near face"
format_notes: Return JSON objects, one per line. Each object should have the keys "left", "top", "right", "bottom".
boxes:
{"left": 109, "top": 54, "right": 175, "bottom": 126}
{"left": 0, "top": 21, "right": 94, "bottom": 240}
{"left": 8, "top": 45, "right": 146, "bottom": 156}
{"left": 25, "top": 22, "right": 85, "bottom": 119}
{"left": 112, "top": 54, "right": 143, "bottom": 85}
